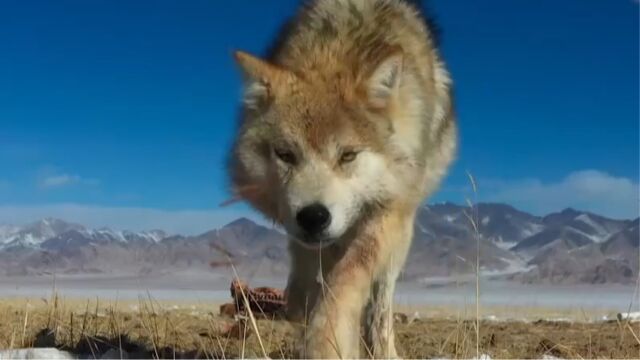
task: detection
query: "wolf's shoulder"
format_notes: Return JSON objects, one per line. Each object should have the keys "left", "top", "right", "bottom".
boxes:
{"left": 268, "top": 0, "right": 439, "bottom": 68}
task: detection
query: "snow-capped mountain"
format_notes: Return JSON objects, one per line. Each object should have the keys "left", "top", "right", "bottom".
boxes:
{"left": 39, "top": 228, "right": 169, "bottom": 252}
{"left": 511, "top": 208, "right": 632, "bottom": 255}
{"left": 0, "top": 218, "right": 85, "bottom": 249}
{"left": 418, "top": 202, "right": 545, "bottom": 251}
{"left": 0, "top": 219, "right": 168, "bottom": 251}
{"left": 0, "top": 224, "right": 20, "bottom": 239}
{"left": 0, "top": 204, "right": 637, "bottom": 284}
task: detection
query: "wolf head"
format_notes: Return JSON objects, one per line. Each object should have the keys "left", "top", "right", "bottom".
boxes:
{"left": 229, "top": 49, "right": 452, "bottom": 249}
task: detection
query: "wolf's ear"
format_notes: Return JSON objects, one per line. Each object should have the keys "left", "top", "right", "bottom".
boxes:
{"left": 234, "top": 51, "right": 284, "bottom": 83}
{"left": 366, "top": 52, "right": 403, "bottom": 109}
{"left": 234, "top": 51, "right": 289, "bottom": 110}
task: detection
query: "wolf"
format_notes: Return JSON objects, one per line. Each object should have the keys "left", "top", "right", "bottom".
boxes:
{"left": 228, "top": 0, "right": 457, "bottom": 358}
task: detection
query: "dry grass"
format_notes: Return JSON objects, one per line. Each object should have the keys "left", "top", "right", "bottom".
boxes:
{"left": 0, "top": 295, "right": 638, "bottom": 359}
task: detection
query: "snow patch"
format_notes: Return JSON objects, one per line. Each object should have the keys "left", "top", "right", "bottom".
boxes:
{"left": 0, "top": 348, "right": 75, "bottom": 359}
{"left": 565, "top": 226, "right": 607, "bottom": 243}
{"left": 521, "top": 223, "right": 544, "bottom": 239}
{"left": 493, "top": 236, "right": 518, "bottom": 250}
{"left": 575, "top": 214, "right": 607, "bottom": 239}
{"left": 417, "top": 223, "right": 432, "bottom": 236}
{"left": 617, "top": 311, "right": 640, "bottom": 322}
{"left": 482, "top": 256, "right": 533, "bottom": 277}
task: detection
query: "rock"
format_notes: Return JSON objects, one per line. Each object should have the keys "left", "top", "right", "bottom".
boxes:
{"left": 219, "top": 302, "right": 237, "bottom": 318}
{"left": 33, "top": 329, "right": 56, "bottom": 348}
{"left": 393, "top": 312, "right": 408, "bottom": 324}
{"left": 100, "top": 348, "right": 128, "bottom": 359}
{"left": 408, "top": 311, "right": 422, "bottom": 324}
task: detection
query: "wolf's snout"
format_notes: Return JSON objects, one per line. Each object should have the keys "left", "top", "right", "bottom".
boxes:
{"left": 296, "top": 203, "right": 331, "bottom": 235}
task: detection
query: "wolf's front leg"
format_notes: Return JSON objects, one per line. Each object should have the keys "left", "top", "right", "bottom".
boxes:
{"left": 364, "top": 220, "right": 413, "bottom": 359}
{"left": 303, "top": 262, "right": 373, "bottom": 359}
{"left": 364, "top": 271, "right": 401, "bottom": 359}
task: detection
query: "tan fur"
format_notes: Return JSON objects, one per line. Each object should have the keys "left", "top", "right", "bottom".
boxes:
{"left": 228, "top": 0, "right": 457, "bottom": 357}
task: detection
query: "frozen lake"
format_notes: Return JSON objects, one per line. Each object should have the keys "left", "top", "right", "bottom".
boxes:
{"left": 0, "top": 273, "right": 636, "bottom": 312}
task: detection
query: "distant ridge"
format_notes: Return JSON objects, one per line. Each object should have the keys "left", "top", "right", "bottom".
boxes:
{"left": 0, "top": 203, "right": 637, "bottom": 284}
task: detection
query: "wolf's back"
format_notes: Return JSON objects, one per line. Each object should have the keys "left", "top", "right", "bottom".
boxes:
{"left": 268, "top": 0, "right": 440, "bottom": 78}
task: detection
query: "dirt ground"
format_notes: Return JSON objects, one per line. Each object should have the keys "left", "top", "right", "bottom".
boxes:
{"left": 0, "top": 297, "right": 638, "bottom": 359}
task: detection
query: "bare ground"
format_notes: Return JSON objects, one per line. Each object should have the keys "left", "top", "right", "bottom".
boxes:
{"left": 0, "top": 297, "right": 639, "bottom": 359}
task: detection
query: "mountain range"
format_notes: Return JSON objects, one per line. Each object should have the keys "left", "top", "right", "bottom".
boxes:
{"left": 0, "top": 203, "right": 637, "bottom": 285}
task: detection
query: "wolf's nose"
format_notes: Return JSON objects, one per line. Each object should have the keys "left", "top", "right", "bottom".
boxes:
{"left": 296, "top": 203, "right": 331, "bottom": 235}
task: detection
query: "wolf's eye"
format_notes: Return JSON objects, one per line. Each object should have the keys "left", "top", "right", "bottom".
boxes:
{"left": 339, "top": 150, "right": 359, "bottom": 164}
{"left": 274, "top": 147, "right": 297, "bottom": 165}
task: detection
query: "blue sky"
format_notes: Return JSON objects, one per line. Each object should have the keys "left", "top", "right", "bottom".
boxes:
{"left": 0, "top": 0, "right": 638, "bottom": 232}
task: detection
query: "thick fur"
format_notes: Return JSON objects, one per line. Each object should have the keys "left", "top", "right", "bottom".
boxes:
{"left": 228, "top": 0, "right": 457, "bottom": 358}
